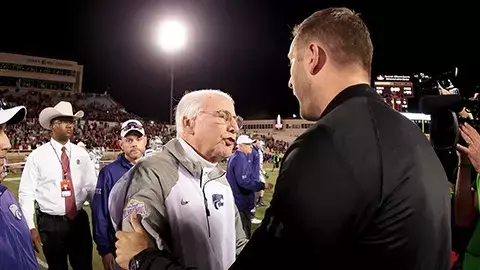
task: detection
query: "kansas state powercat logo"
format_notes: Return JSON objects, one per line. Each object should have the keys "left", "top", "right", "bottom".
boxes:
{"left": 9, "top": 204, "right": 22, "bottom": 220}
{"left": 212, "top": 194, "right": 224, "bottom": 210}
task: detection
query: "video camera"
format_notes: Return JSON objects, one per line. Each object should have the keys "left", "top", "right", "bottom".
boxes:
{"left": 415, "top": 68, "right": 480, "bottom": 183}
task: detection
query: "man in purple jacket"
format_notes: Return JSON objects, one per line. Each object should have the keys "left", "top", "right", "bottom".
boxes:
{"left": 92, "top": 119, "right": 147, "bottom": 270}
{"left": 226, "top": 135, "right": 273, "bottom": 239}
{"left": 0, "top": 104, "right": 38, "bottom": 270}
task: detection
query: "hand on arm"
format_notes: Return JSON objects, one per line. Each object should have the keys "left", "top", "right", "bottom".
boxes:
{"left": 120, "top": 161, "right": 189, "bottom": 269}
{"left": 115, "top": 212, "right": 153, "bottom": 269}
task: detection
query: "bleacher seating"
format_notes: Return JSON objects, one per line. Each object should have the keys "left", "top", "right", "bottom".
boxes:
{"left": 2, "top": 89, "right": 288, "bottom": 170}
{"left": 1, "top": 89, "right": 175, "bottom": 151}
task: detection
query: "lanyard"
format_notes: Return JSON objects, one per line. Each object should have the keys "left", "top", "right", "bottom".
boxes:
{"left": 50, "top": 142, "right": 72, "bottom": 177}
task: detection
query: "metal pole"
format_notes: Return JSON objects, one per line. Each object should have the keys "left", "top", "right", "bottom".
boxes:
{"left": 169, "top": 56, "right": 175, "bottom": 125}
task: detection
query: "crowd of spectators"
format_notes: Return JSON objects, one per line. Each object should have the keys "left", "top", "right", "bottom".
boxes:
{"left": 257, "top": 134, "right": 289, "bottom": 152}
{"left": 3, "top": 89, "right": 137, "bottom": 122}
{"left": 3, "top": 90, "right": 174, "bottom": 150}
{"left": 6, "top": 118, "right": 175, "bottom": 151}
{"left": 3, "top": 89, "right": 288, "bottom": 153}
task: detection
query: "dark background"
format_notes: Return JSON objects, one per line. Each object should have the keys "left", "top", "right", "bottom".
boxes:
{"left": 0, "top": 0, "right": 476, "bottom": 121}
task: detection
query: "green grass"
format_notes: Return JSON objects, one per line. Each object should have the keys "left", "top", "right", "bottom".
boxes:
{"left": 2, "top": 164, "right": 279, "bottom": 270}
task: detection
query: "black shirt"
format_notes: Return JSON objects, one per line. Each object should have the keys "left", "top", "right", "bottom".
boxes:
{"left": 231, "top": 84, "right": 451, "bottom": 270}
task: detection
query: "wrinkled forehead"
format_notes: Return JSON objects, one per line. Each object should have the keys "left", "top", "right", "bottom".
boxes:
{"left": 202, "top": 94, "right": 236, "bottom": 114}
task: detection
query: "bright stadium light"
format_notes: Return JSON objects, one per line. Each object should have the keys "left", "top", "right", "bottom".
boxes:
{"left": 156, "top": 21, "right": 187, "bottom": 53}
{"left": 154, "top": 20, "right": 187, "bottom": 124}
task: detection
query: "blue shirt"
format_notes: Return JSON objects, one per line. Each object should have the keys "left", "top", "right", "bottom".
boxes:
{"left": 92, "top": 154, "right": 133, "bottom": 256}
{"left": 0, "top": 184, "right": 38, "bottom": 270}
{"left": 226, "top": 151, "right": 265, "bottom": 212}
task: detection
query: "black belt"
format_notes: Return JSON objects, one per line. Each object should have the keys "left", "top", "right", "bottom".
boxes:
{"left": 36, "top": 207, "right": 84, "bottom": 221}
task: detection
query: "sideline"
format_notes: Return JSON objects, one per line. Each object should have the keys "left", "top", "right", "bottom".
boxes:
{"left": 3, "top": 177, "right": 20, "bottom": 181}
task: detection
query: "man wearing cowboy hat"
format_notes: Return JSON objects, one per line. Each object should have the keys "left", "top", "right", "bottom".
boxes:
{"left": 18, "top": 101, "right": 98, "bottom": 270}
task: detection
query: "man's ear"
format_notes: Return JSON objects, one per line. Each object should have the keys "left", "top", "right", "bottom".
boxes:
{"left": 307, "top": 42, "right": 326, "bottom": 75}
{"left": 117, "top": 139, "right": 123, "bottom": 149}
{"left": 183, "top": 116, "right": 195, "bottom": 135}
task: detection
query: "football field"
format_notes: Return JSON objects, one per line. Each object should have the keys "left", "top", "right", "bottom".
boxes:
{"left": 2, "top": 165, "right": 279, "bottom": 270}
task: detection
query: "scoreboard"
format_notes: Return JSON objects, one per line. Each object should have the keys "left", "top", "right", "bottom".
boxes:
{"left": 374, "top": 75, "right": 413, "bottom": 112}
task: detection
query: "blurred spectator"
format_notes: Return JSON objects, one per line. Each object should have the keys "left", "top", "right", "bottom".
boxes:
{"left": 6, "top": 119, "right": 175, "bottom": 151}
{"left": 2, "top": 90, "right": 287, "bottom": 153}
{"left": 247, "top": 134, "right": 288, "bottom": 162}
{"left": 3, "top": 90, "right": 175, "bottom": 150}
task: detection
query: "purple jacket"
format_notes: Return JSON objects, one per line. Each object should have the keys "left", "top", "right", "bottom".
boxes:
{"left": 0, "top": 184, "right": 38, "bottom": 270}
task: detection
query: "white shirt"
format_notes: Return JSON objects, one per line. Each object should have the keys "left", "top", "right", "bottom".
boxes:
{"left": 178, "top": 138, "right": 218, "bottom": 184}
{"left": 179, "top": 138, "right": 217, "bottom": 173}
{"left": 18, "top": 138, "right": 97, "bottom": 229}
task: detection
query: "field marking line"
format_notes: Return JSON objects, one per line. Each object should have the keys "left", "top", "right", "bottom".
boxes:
{"left": 3, "top": 177, "right": 20, "bottom": 181}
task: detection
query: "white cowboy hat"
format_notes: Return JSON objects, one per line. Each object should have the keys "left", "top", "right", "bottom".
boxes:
{"left": 39, "top": 101, "right": 84, "bottom": 130}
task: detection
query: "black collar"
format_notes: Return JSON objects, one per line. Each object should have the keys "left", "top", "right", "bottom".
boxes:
{"left": 320, "top": 83, "right": 377, "bottom": 118}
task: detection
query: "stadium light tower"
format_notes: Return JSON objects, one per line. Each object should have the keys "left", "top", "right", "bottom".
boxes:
{"left": 155, "top": 20, "right": 187, "bottom": 124}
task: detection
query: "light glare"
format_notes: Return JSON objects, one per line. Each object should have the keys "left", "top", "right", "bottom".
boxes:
{"left": 157, "top": 21, "right": 187, "bottom": 53}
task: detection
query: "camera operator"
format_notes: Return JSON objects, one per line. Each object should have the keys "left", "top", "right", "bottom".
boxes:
{"left": 439, "top": 88, "right": 473, "bottom": 120}
{"left": 454, "top": 122, "right": 480, "bottom": 269}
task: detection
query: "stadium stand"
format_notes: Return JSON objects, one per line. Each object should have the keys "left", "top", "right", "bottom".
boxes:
{"left": 2, "top": 89, "right": 175, "bottom": 149}
{"left": 2, "top": 89, "right": 287, "bottom": 150}
{"left": 2, "top": 89, "right": 288, "bottom": 172}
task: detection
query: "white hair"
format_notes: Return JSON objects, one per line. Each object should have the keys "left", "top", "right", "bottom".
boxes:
{"left": 175, "top": 89, "right": 234, "bottom": 138}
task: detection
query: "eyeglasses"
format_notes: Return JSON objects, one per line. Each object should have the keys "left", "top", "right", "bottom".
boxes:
{"left": 200, "top": 110, "right": 243, "bottom": 129}
{"left": 122, "top": 121, "right": 143, "bottom": 131}
{"left": 52, "top": 119, "right": 76, "bottom": 125}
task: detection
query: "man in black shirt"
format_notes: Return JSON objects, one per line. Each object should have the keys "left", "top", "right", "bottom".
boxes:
{"left": 231, "top": 7, "right": 451, "bottom": 270}
{"left": 112, "top": 7, "right": 451, "bottom": 270}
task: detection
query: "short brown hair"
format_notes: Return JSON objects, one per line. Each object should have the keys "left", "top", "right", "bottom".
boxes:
{"left": 292, "top": 7, "right": 373, "bottom": 76}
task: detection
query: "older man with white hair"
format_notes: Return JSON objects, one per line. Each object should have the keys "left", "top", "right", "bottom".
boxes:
{"left": 114, "top": 89, "right": 248, "bottom": 270}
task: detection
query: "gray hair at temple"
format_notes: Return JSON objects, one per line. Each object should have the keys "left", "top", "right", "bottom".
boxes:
{"left": 175, "top": 89, "right": 234, "bottom": 138}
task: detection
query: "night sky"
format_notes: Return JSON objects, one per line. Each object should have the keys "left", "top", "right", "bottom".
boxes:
{"left": 0, "top": 0, "right": 477, "bottom": 121}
